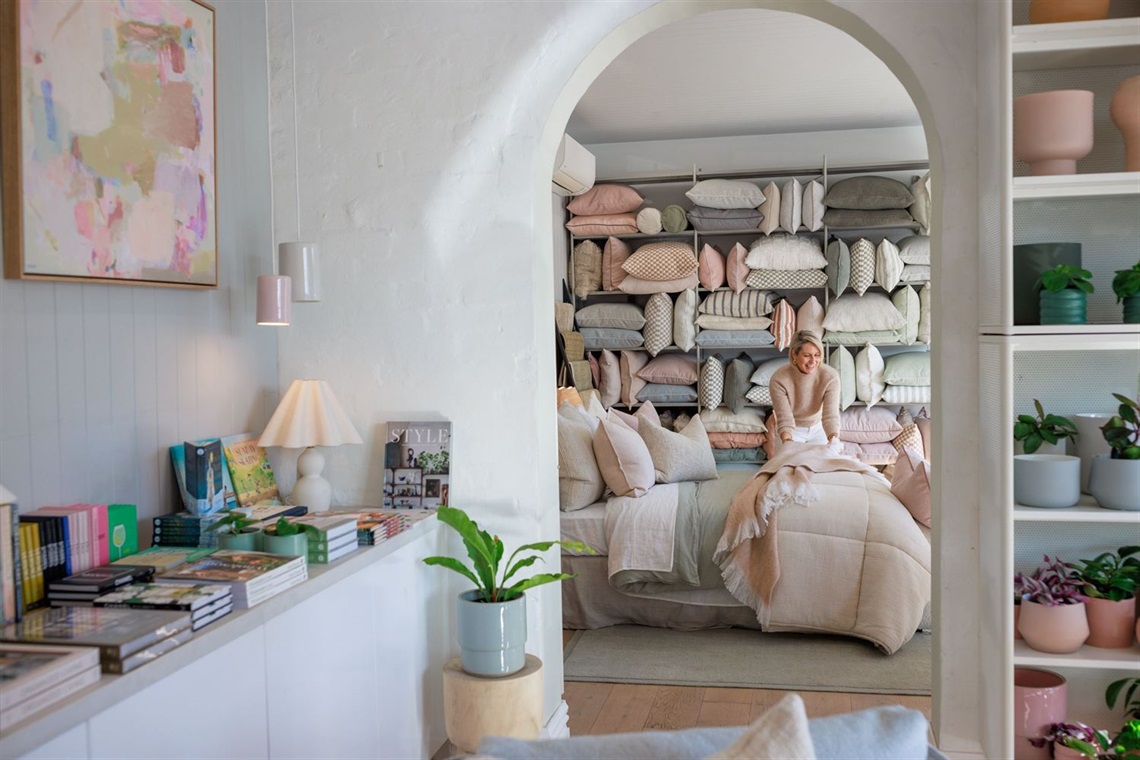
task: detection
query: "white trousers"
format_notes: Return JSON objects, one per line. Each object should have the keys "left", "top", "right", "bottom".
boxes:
{"left": 790, "top": 422, "right": 827, "bottom": 444}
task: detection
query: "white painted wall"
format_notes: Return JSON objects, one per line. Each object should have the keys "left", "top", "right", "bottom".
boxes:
{"left": 0, "top": 0, "right": 278, "bottom": 542}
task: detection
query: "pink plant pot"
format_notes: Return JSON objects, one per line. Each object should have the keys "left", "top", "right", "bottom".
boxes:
{"left": 1018, "top": 600, "right": 1089, "bottom": 654}
{"left": 1054, "top": 745, "right": 1088, "bottom": 760}
{"left": 1085, "top": 596, "right": 1137, "bottom": 649}
{"left": 1014, "top": 668, "right": 1068, "bottom": 760}
{"left": 1013, "top": 90, "right": 1095, "bottom": 176}
{"left": 1110, "top": 76, "right": 1140, "bottom": 172}
{"left": 1028, "top": 0, "right": 1110, "bottom": 24}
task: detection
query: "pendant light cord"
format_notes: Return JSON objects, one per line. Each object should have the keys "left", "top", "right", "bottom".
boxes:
{"left": 291, "top": 0, "right": 301, "bottom": 240}
{"left": 264, "top": 0, "right": 277, "bottom": 275}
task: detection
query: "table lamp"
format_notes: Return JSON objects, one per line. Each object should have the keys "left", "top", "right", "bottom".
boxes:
{"left": 258, "top": 380, "right": 363, "bottom": 510}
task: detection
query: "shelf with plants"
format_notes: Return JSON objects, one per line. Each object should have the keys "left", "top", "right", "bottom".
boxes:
{"left": 1014, "top": 640, "right": 1140, "bottom": 670}
{"left": 1012, "top": 171, "right": 1140, "bottom": 199}
{"left": 1012, "top": 17, "right": 1140, "bottom": 71}
{"left": 1014, "top": 494, "right": 1140, "bottom": 523}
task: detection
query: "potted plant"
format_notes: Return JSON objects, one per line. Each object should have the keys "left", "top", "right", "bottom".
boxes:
{"left": 1015, "top": 555, "right": 1089, "bottom": 653}
{"left": 1035, "top": 264, "right": 1094, "bottom": 324}
{"left": 423, "top": 506, "right": 594, "bottom": 677}
{"left": 1029, "top": 722, "right": 1113, "bottom": 760}
{"left": 1108, "top": 678, "right": 1140, "bottom": 721}
{"left": 1014, "top": 400, "right": 1081, "bottom": 507}
{"left": 1014, "top": 399, "right": 1079, "bottom": 455}
{"left": 208, "top": 509, "right": 263, "bottom": 551}
{"left": 1090, "top": 394, "right": 1140, "bottom": 511}
{"left": 260, "top": 517, "right": 310, "bottom": 557}
{"left": 1066, "top": 547, "right": 1140, "bottom": 648}
{"left": 1112, "top": 262, "right": 1140, "bottom": 324}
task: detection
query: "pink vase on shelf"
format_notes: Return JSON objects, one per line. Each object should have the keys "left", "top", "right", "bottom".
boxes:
{"left": 1013, "top": 90, "right": 1095, "bottom": 176}
{"left": 1014, "top": 668, "right": 1068, "bottom": 760}
{"left": 1085, "top": 596, "right": 1137, "bottom": 649}
{"left": 1110, "top": 76, "right": 1140, "bottom": 172}
{"left": 1028, "top": 0, "right": 1110, "bottom": 24}
{"left": 1018, "top": 600, "right": 1089, "bottom": 653}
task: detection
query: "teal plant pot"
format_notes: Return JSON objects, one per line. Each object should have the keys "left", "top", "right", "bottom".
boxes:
{"left": 1124, "top": 295, "right": 1140, "bottom": 324}
{"left": 218, "top": 528, "right": 262, "bottom": 551}
{"left": 1039, "top": 289, "right": 1087, "bottom": 324}
{"left": 260, "top": 531, "right": 308, "bottom": 556}
{"left": 456, "top": 590, "right": 526, "bottom": 677}
{"left": 1013, "top": 243, "right": 1081, "bottom": 325}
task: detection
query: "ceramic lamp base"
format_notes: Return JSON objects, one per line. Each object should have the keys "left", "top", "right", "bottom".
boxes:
{"left": 290, "top": 447, "right": 332, "bottom": 511}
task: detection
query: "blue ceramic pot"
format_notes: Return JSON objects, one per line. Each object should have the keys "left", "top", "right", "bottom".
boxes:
{"left": 456, "top": 590, "right": 526, "bottom": 677}
{"left": 1039, "top": 290, "right": 1087, "bottom": 325}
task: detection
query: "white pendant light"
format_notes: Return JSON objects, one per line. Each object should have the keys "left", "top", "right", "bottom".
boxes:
{"left": 279, "top": 242, "right": 321, "bottom": 301}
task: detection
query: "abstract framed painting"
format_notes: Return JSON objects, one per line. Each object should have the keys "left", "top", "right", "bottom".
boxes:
{"left": 0, "top": 0, "right": 217, "bottom": 287}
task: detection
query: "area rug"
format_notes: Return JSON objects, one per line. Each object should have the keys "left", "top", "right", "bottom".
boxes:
{"left": 563, "top": 626, "right": 931, "bottom": 695}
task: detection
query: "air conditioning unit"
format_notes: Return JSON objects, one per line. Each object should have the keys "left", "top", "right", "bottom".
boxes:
{"left": 552, "top": 134, "right": 595, "bottom": 197}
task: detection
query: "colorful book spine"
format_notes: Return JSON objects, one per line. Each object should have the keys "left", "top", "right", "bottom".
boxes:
{"left": 106, "top": 504, "right": 138, "bottom": 563}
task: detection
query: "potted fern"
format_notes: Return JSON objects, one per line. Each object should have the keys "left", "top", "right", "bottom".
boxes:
{"left": 423, "top": 506, "right": 594, "bottom": 677}
{"left": 1089, "top": 394, "right": 1140, "bottom": 511}
{"left": 1066, "top": 547, "right": 1140, "bottom": 648}
{"left": 1035, "top": 264, "right": 1094, "bottom": 324}
{"left": 1112, "top": 262, "right": 1140, "bottom": 324}
{"left": 1015, "top": 555, "right": 1089, "bottom": 654}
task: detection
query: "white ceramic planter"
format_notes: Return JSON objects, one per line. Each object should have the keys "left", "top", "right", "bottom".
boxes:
{"left": 1014, "top": 439, "right": 1067, "bottom": 456}
{"left": 1014, "top": 455, "right": 1080, "bottom": 508}
{"left": 1089, "top": 455, "right": 1140, "bottom": 511}
{"left": 1072, "top": 413, "right": 1113, "bottom": 493}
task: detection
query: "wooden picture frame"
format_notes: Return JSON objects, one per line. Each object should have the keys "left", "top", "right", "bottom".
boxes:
{"left": 0, "top": 0, "right": 218, "bottom": 287}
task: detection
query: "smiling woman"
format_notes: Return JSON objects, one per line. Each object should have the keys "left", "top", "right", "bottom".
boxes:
{"left": 769, "top": 330, "right": 841, "bottom": 445}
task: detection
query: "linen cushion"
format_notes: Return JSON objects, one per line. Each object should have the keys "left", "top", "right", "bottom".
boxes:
{"left": 909, "top": 172, "right": 932, "bottom": 232}
{"left": 919, "top": 283, "right": 931, "bottom": 344}
{"left": 593, "top": 412, "right": 655, "bottom": 497}
{"left": 892, "top": 446, "right": 932, "bottom": 527}
{"left": 825, "top": 237, "right": 851, "bottom": 296}
{"left": 602, "top": 236, "right": 632, "bottom": 291}
{"left": 802, "top": 180, "right": 825, "bottom": 232}
{"left": 702, "top": 406, "right": 767, "bottom": 433}
{"left": 725, "top": 354, "right": 756, "bottom": 415}
{"left": 713, "top": 447, "right": 763, "bottom": 464}
{"left": 822, "top": 293, "right": 907, "bottom": 333}
{"left": 916, "top": 407, "right": 933, "bottom": 458}
{"left": 823, "top": 329, "right": 904, "bottom": 345}
{"left": 567, "top": 183, "right": 643, "bottom": 216}
{"left": 598, "top": 349, "right": 620, "bottom": 407}
{"left": 695, "top": 330, "right": 777, "bottom": 348}
{"left": 858, "top": 441, "right": 900, "bottom": 466}
{"left": 700, "top": 356, "right": 725, "bottom": 411}
{"left": 820, "top": 208, "right": 916, "bottom": 228}
{"left": 618, "top": 350, "right": 650, "bottom": 406}
{"left": 575, "top": 303, "right": 646, "bottom": 330}
{"left": 827, "top": 345, "right": 857, "bottom": 411}
{"left": 885, "top": 351, "right": 931, "bottom": 386}
{"left": 572, "top": 240, "right": 602, "bottom": 298}
{"left": 638, "top": 354, "right": 698, "bottom": 385}
{"left": 707, "top": 431, "right": 766, "bottom": 448}
{"left": 557, "top": 405, "right": 603, "bottom": 511}
{"left": 580, "top": 327, "right": 643, "bottom": 350}
{"left": 898, "top": 235, "right": 931, "bottom": 265}
{"left": 757, "top": 181, "right": 780, "bottom": 235}
{"left": 726, "top": 243, "right": 751, "bottom": 293}
{"left": 855, "top": 344, "right": 887, "bottom": 407}
{"left": 636, "top": 207, "right": 663, "bottom": 235}
{"left": 673, "top": 288, "right": 698, "bottom": 352}
{"left": 848, "top": 238, "right": 875, "bottom": 295}
{"left": 660, "top": 204, "right": 689, "bottom": 233}
{"left": 617, "top": 272, "right": 700, "bottom": 294}
{"left": 642, "top": 293, "right": 674, "bottom": 357}
{"left": 587, "top": 352, "right": 600, "bottom": 387}
{"left": 901, "top": 264, "right": 930, "bottom": 283}
{"left": 797, "top": 295, "right": 825, "bottom": 337}
{"left": 636, "top": 383, "right": 699, "bottom": 404}
{"left": 823, "top": 176, "right": 916, "bottom": 210}
{"left": 840, "top": 405, "right": 903, "bottom": 444}
{"left": 687, "top": 206, "right": 764, "bottom": 231}
{"left": 749, "top": 357, "right": 788, "bottom": 386}
{"left": 745, "top": 233, "right": 827, "bottom": 271}
{"left": 745, "top": 269, "right": 828, "bottom": 290}
{"left": 699, "top": 289, "right": 776, "bottom": 318}
{"left": 637, "top": 414, "right": 718, "bottom": 484}
{"left": 708, "top": 693, "right": 816, "bottom": 760}
{"left": 560, "top": 330, "right": 585, "bottom": 361}
{"left": 875, "top": 238, "right": 904, "bottom": 291}
{"left": 565, "top": 213, "right": 638, "bottom": 236}
{"left": 685, "top": 179, "right": 765, "bottom": 210}
{"left": 698, "top": 244, "right": 726, "bottom": 290}
{"left": 882, "top": 385, "right": 932, "bottom": 404}
{"left": 779, "top": 178, "right": 803, "bottom": 233}
{"left": 745, "top": 384, "right": 773, "bottom": 405}
{"left": 622, "top": 242, "right": 698, "bottom": 282}
{"left": 554, "top": 301, "right": 574, "bottom": 333}
{"left": 770, "top": 299, "right": 796, "bottom": 352}
{"left": 892, "top": 285, "right": 921, "bottom": 345}
{"left": 579, "top": 389, "right": 606, "bottom": 420}
{"left": 695, "top": 314, "right": 774, "bottom": 330}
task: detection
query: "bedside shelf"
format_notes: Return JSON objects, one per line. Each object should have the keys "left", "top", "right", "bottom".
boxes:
{"left": 1012, "top": 18, "right": 1140, "bottom": 71}
{"left": 1012, "top": 172, "right": 1140, "bottom": 201}
{"left": 1013, "top": 640, "right": 1140, "bottom": 670}
{"left": 1014, "top": 495, "right": 1140, "bottom": 523}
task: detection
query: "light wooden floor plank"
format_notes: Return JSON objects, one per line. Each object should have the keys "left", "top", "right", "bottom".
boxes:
{"left": 696, "top": 700, "right": 751, "bottom": 727}
{"left": 590, "top": 683, "right": 660, "bottom": 735}
{"left": 800, "top": 691, "right": 854, "bottom": 718}
{"left": 703, "top": 686, "right": 754, "bottom": 704}
{"left": 644, "top": 686, "right": 705, "bottom": 731}
{"left": 564, "top": 681, "right": 612, "bottom": 736}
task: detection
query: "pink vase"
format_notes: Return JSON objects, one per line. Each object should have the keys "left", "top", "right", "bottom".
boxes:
{"left": 1013, "top": 90, "right": 1095, "bottom": 175}
{"left": 1014, "top": 668, "right": 1068, "bottom": 760}
{"left": 1084, "top": 596, "right": 1137, "bottom": 648}
{"left": 1110, "top": 76, "right": 1140, "bottom": 172}
{"left": 1018, "top": 600, "right": 1089, "bottom": 653}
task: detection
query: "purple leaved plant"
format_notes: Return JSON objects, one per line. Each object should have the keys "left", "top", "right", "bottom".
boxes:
{"left": 1015, "top": 555, "right": 1084, "bottom": 607}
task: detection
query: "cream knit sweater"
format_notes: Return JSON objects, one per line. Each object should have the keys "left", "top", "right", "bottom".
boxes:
{"left": 768, "top": 362, "right": 841, "bottom": 439}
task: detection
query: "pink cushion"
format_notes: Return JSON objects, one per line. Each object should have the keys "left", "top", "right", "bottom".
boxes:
{"left": 565, "top": 213, "right": 638, "bottom": 236}
{"left": 770, "top": 299, "right": 796, "bottom": 351}
{"left": 598, "top": 349, "right": 621, "bottom": 408}
{"left": 698, "top": 244, "right": 726, "bottom": 290}
{"left": 592, "top": 412, "right": 655, "bottom": 497}
{"left": 726, "top": 243, "right": 750, "bottom": 293}
{"left": 891, "top": 447, "right": 932, "bottom": 527}
{"left": 857, "top": 441, "right": 899, "bottom": 466}
{"left": 839, "top": 406, "right": 904, "bottom": 444}
{"left": 797, "top": 295, "right": 824, "bottom": 336}
{"left": 634, "top": 400, "right": 661, "bottom": 428}
{"left": 915, "top": 407, "right": 932, "bottom": 459}
{"left": 619, "top": 350, "right": 650, "bottom": 406}
{"left": 637, "top": 354, "right": 699, "bottom": 385}
{"left": 603, "top": 237, "right": 632, "bottom": 292}
{"left": 567, "top": 184, "right": 644, "bottom": 216}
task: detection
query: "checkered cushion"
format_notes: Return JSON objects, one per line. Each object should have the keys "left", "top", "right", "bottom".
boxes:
{"left": 700, "top": 357, "right": 725, "bottom": 412}
{"left": 745, "top": 384, "right": 773, "bottom": 405}
{"left": 643, "top": 293, "right": 674, "bottom": 357}
{"left": 849, "top": 238, "right": 875, "bottom": 296}
{"left": 745, "top": 269, "right": 827, "bottom": 290}
{"left": 622, "top": 242, "right": 698, "bottom": 282}
{"left": 892, "top": 420, "right": 926, "bottom": 460}
{"left": 698, "top": 289, "right": 776, "bottom": 318}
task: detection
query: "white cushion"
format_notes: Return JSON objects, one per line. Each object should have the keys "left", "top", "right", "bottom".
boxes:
{"left": 909, "top": 172, "right": 931, "bottom": 232}
{"left": 673, "top": 288, "right": 698, "bottom": 352}
{"left": 749, "top": 357, "right": 788, "bottom": 386}
{"left": 557, "top": 405, "right": 603, "bottom": 511}
{"left": 708, "top": 694, "right": 816, "bottom": 760}
{"left": 882, "top": 384, "right": 932, "bottom": 404}
{"left": 757, "top": 181, "right": 780, "bottom": 235}
{"left": 745, "top": 233, "right": 826, "bottom": 271}
{"left": 919, "top": 283, "right": 931, "bottom": 344}
{"left": 685, "top": 179, "right": 765, "bottom": 210}
{"left": 779, "top": 178, "right": 803, "bottom": 233}
{"left": 891, "top": 285, "right": 920, "bottom": 345}
{"left": 875, "top": 238, "right": 904, "bottom": 291}
{"left": 898, "top": 235, "right": 930, "bottom": 265}
{"left": 745, "top": 385, "right": 773, "bottom": 405}
{"left": 802, "top": 181, "right": 825, "bottom": 232}
{"left": 635, "top": 207, "right": 662, "bottom": 235}
{"left": 855, "top": 344, "right": 886, "bottom": 407}
{"left": 797, "top": 295, "right": 825, "bottom": 337}
{"left": 822, "top": 293, "right": 907, "bottom": 333}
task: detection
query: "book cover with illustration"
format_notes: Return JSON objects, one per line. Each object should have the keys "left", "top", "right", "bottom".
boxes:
{"left": 383, "top": 421, "right": 450, "bottom": 509}
{"left": 160, "top": 550, "right": 303, "bottom": 587}
{"left": 1, "top": 606, "right": 192, "bottom": 664}
{"left": 220, "top": 434, "right": 281, "bottom": 507}
{"left": 170, "top": 439, "right": 237, "bottom": 515}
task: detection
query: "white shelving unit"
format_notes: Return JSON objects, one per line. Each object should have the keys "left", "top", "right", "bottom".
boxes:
{"left": 1014, "top": 494, "right": 1140, "bottom": 523}
{"left": 1014, "top": 641, "right": 1140, "bottom": 670}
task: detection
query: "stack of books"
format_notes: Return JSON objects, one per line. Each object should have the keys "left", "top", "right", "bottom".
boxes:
{"left": 159, "top": 550, "right": 307, "bottom": 609}
{"left": 47, "top": 565, "right": 155, "bottom": 607}
{"left": 151, "top": 512, "right": 224, "bottom": 548}
{"left": 345, "top": 509, "right": 432, "bottom": 546}
{"left": 93, "top": 581, "right": 233, "bottom": 631}
{"left": 291, "top": 513, "right": 360, "bottom": 564}
{"left": 1, "top": 607, "right": 194, "bottom": 675}
{"left": 110, "top": 546, "right": 216, "bottom": 573}
{"left": 0, "top": 643, "right": 101, "bottom": 730}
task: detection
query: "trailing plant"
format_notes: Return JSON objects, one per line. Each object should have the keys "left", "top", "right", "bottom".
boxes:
{"left": 423, "top": 506, "right": 595, "bottom": 603}
{"left": 1029, "top": 722, "right": 1112, "bottom": 757}
{"left": 207, "top": 509, "right": 259, "bottom": 535}
{"left": 1067, "top": 546, "right": 1140, "bottom": 602}
{"left": 1015, "top": 555, "right": 1083, "bottom": 606}
{"left": 1101, "top": 394, "right": 1140, "bottom": 460}
{"left": 1014, "top": 399, "right": 1078, "bottom": 454}
{"left": 1036, "top": 264, "right": 1095, "bottom": 294}
{"left": 1108, "top": 678, "right": 1140, "bottom": 722}
{"left": 1112, "top": 263, "right": 1140, "bottom": 303}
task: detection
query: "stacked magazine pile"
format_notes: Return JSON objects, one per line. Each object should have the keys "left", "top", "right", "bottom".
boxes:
{"left": 344, "top": 509, "right": 432, "bottom": 546}
{"left": 47, "top": 564, "right": 155, "bottom": 607}
{"left": 93, "top": 581, "right": 233, "bottom": 631}
{"left": 0, "top": 643, "right": 101, "bottom": 730}
{"left": 291, "top": 513, "right": 360, "bottom": 564}
{"left": 159, "top": 550, "right": 307, "bottom": 609}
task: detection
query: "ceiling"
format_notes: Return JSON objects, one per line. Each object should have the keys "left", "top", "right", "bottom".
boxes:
{"left": 566, "top": 9, "right": 921, "bottom": 146}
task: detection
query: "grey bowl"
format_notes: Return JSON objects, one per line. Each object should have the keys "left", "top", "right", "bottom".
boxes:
{"left": 1014, "top": 454, "right": 1080, "bottom": 508}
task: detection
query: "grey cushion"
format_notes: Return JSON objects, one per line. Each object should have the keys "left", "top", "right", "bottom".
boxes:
{"left": 826, "top": 237, "right": 851, "bottom": 296}
{"left": 823, "top": 176, "right": 916, "bottom": 210}
{"left": 898, "top": 235, "right": 931, "bottom": 265}
{"left": 686, "top": 206, "right": 763, "bottom": 231}
{"left": 725, "top": 354, "right": 755, "bottom": 415}
{"left": 694, "top": 330, "right": 776, "bottom": 348}
{"left": 635, "top": 382, "right": 699, "bottom": 404}
{"left": 637, "top": 414, "right": 717, "bottom": 483}
{"left": 821, "top": 208, "right": 915, "bottom": 228}
{"left": 822, "top": 329, "right": 904, "bottom": 345}
{"left": 579, "top": 327, "right": 644, "bottom": 350}
{"left": 575, "top": 303, "right": 646, "bottom": 330}
{"left": 713, "top": 446, "right": 764, "bottom": 464}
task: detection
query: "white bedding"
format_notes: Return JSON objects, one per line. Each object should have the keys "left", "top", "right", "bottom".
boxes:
{"left": 560, "top": 502, "right": 607, "bottom": 555}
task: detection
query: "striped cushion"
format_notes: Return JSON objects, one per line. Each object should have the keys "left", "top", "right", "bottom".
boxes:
{"left": 876, "top": 238, "right": 904, "bottom": 291}
{"left": 700, "top": 357, "right": 725, "bottom": 411}
{"left": 623, "top": 242, "right": 698, "bottom": 282}
{"left": 826, "top": 237, "right": 851, "bottom": 296}
{"left": 770, "top": 299, "right": 797, "bottom": 351}
{"left": 698, "top": 289, "right": 776, "bottom": 318}
{"left": 882, "top": 385, "right": 932, "bottom": 404}
{"left": 849, "top": 238, "right": 875, "bottom": 296}
{"left": 745, "top": 385, "right": 773, "bottom": 405}
{"left": 642, "top": 293, "right": 674, "bottom": 357}
{"left": 745, "top": 269, "right": 827, "bottom": 290}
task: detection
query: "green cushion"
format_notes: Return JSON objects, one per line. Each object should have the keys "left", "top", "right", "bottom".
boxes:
{"left": 828, "top": 345, "right": 857, "bottom": 411}
{"left": 826, "top": 238, "right": 851, "bottom": 296}
{"left": 661, "top": 204, "right": 690, "bottom": 233}
{"left": 884, "top": 351, "right": 931, "bottom": 386}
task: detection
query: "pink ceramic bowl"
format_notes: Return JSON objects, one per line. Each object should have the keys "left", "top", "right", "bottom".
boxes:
{"left": 1013, "top": 90, "right": 1095, "bottom": 175}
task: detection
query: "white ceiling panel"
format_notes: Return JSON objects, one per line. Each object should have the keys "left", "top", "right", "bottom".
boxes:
{"left": 566, "top": 8, "right": 921, "bottom": 145}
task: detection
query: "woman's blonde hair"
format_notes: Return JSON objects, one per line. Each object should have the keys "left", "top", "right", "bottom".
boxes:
{"left": 789, "top": 330, "right": 824, "bottom": 360}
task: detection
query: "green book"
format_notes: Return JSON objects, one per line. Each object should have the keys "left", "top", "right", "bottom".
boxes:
{"left": 106, "top": 505, "right": 138, "bottom": 563}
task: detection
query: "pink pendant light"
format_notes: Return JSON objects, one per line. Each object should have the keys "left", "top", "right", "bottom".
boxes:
{"left": 257, "top": 274, "right": 292, "bottom": 325}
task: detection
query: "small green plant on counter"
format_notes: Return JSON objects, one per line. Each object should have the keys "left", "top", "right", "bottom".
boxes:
{"left": 1035, "top": 264, "right": 1094, "bottom": 294}
{"left": 207, "top": 509, "right": 259, "bottom": 535}
{"left": 1066, "top": 546, "right": 1140, "bottom": 602}
{"left": 1013, "top": 399, "right": 1078, "bottom": 455}
{"left": 1112, "top": 263, "right": 1140, "bottom": 303}
{"left": 1102, "top": 394, "right": 1140, "bottom": 460}
{"left": 263, "top": 516, "right": 317, "bottom": 537}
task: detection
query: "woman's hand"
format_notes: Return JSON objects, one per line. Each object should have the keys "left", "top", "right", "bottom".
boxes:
{"left": 780, "top": 431, "right": 793, "bottom": 443}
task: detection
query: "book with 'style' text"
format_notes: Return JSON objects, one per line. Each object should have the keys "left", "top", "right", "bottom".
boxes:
{"left": 383, "top": 421, "right": 451, "bottom": 510}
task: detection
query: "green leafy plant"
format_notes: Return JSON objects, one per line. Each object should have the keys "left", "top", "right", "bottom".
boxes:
{"left": 1109, "top": 678, "right": 1140, "bottom": 722}
{"left": 1014, "top": 399, "right": 1078, "bottom": 454}
{"left": 417, "top": 449, "right": 449, "bottom": 475}
{"left": 1112, "top": 263, "right": 1140, "bottom": 303}
{"left": 1102, "top": 394, "right": 1140, "bottom": 460}
{"left": 423, "top": 506, "right": 594, "bottom": 603}
{"left": 1067, "top": 546, "right": 1140, "bottom": 602}
{"left": 207, "top": 509, "right": 259, "bottom": 535}
{"left": 263, "top": 516, "right": 317, "bottom": 538}
{"left": 1035, "top": 264, "right": 1095, "bottom": 294}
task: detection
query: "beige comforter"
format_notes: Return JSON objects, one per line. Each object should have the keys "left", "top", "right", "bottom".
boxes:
{"left": 714, "top": 442, "right": 931, "bottom": 654}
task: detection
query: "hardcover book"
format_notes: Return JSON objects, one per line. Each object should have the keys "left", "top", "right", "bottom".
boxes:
{"left": 220, "top": 434, "right": 281, "bottom": 507}
{"left": 110, "top": 546, "right": 217, "bottom": 573}
{"left": 106, "top": 504, "right": 138, "bottom": 562}
{"left": 191, "top": 602, "right": 233, "bottom": 631}
{"left": 169, "top": 439, "right": 237, "bottom": 516}
{"left": 383, "top": 421, "right": 450, "bottom": 509}
{"left": 92, "top": 581, "right": 231, "bottom": 613}
{"left": 290, "top": 513, "right": 358, "bottom": 542}
{"left": 102, "top": 627, "right": 194, "bottom": 675}
{"left": 47, "top": 565, "right": 154, "bottom": 594}
{"left": 1, "top": 607, "right": 192, "bottom": 666}
{"left": 0, "top": 660, "right": 100, "bottom": 731}
{"left": 0, "top": 642, "right": 99, "bottom": 712}
{"left": 160, "top": 551, "right": 305, "bottom": 595}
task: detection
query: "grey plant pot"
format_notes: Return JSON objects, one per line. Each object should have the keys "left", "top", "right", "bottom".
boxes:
{"left": 456, "top": 590, "right": 526, "bottom": 677}
{"left": 1089, "top": 454, "right": 1140, "bottom": 511}
{"left": 1014, "top": 455, "right": 1080, "bottom": 508}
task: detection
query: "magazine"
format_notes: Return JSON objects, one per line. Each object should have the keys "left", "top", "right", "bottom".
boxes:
{"left": 383, "top": 421, "right": 450, "bottom": 509}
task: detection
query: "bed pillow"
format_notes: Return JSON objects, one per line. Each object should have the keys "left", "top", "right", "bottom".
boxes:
{"left": 823, "top": 176, "right": 916, "bottom": 210}
{"left": 557, "top": 404, "right": 603, "bottom": 511}
{"left": 687, "top": 206, "right": 764, "bottom": 231}
{"left": 593, "top": 412, "right": 655, "bottom": 498}
{"left": 797, "top": 295, "right": 824, "bottom": 337}
{"left": 749, "top": 357, "right": 788, "bottom": 386}
{"left": 636, "top": 207, "right": 662, "bottom": 235}
{"left": 685, "top": 179, "right": 765, "bottom": 210}
{"left": 602, "top": 236, "right": 632, "bottom": 291}
{"left": 660, "top": 204, "right": 689, "bottom": 233}
{"left": 757, "top": 181, "right": 780, "bottom": 235}
{"left": 884, "top": 351, "right": 931, "bottom": 387}
{"left": 623, "top": 242, "right": 698, "bottom": 282}
{"left": 708, "top": 694, "right": 815, "bottom": 760}
{"left": 919, "top": 283, "right": 931, "bottom": 344}
{"left": 700, "top": 356, "right": 725, "bottom": 411}
{"left": 638, "top": 354, "right": 698, "bottom": 385}
{"left": 744, "top": 385, "right": 772, "bottom": 405}
{"left": 702, "top": 406, "right": 767, "bottom": 433}
{"left": 909, "top": 172, "right": 932, "bottom": 232}
{"left": 725, "top": 354, "right": 755, "bottom": 415}
{"left": 726, "top": 243, "right": 751, "bottom": 293}
{"left": 699, "top": 289, "right": 777, "bottom": 318}
{"left": 567, "top": 184, "right": 643, "bottom": 216}
{"left": 638, "top": 414, "right": 718, "bottom": 484}
{"left": 572, "top": 240, "right": 602, "bottom": 298}
{"left": 827, "top": 345, "right": 857, "bottom": 411}
{"left": 598, "top": 349, "right": 621, "bottom": 407}
{"left": 745, "top": 269, "right": 828, "bottom": 290}
{"left": 855, "top": 344, "right": 886, "bottom": 407}
{"left": 619, "top": 350, "right": 650, "bottom": 406}
{"left": 897, "top": 235, "right": 930, "bottom": 265}
{"left": 695, "top": 330, "right": 776, "bottom": 348}
{"left": 617, "top": 272, "right": 700, "bottom": 294}
{"left": 566, "top": 213, "right": 639, "bottom": 236}
{"left": 802, "top": 181, "right": 825, "bottom": 232}
{"left": 745, "top": 234, "right": 827, "bottom": 271}
{"left": 779, "top": 178, "right": 803, "bottom": 233}
{"left": 770, "top": 299, "right": 796, "bottom": 352}
{"left": 840, "top": 405, "right": 902, "bottom": 444}
{"left": 848, "top": 239, "right": 875, "bottom": 296}
{"left": 580, "top": 327, "right": 643, "bottom": 350}
{"left": 820, "top": 208, "right": 916, "bottom": 228}
{"left": 825, "top": 237, "right": 851, "bottom": 296}
{"left": 892, "top": 447, "right": 932, "bottom": 527}
{"left": 882, "top": 385, "right": 932, "bottom": 404}
{"left": 822, "top": 293, "right": 906, "bottom": 333}
{"left": 636, "top": 383, "right": 699, "bottom": 404}
{"left": 875, "top": 238, "right": 904, "bottom": 291}
{"left": 575, "top": 303, "right": 646, "bottom": 330}
{"left": 891, "top": 285, "right": 920, "bottom": 345}
{"left": 696, "top": 314, "right": 774, "bottom": 330}
{"left": 698, "top": 244, "right": 726, "bottom": 290}
{"left": 642, "top": 293, "right": 674, "bottom": 357}
{"left": 673, "top": 288, "right": 698, "bottom": 352}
